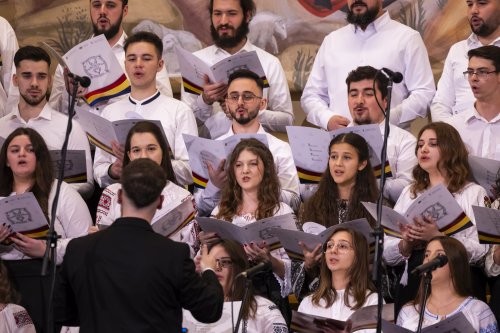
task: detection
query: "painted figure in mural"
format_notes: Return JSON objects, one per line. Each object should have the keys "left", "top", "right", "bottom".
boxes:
{"left": 431, "top": 0, "right": 500, "bottom": 122}
{"left": 180, "top": 0, "right": 294, "bottom": 139}
{"left": 48, "top": 0, "right": 172, "bottom": 116}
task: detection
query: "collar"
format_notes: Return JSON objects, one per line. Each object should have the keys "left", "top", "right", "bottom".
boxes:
{"left": 114, "top": 31, "right": 127, "bottom": 49}
{"left": 226, "top": 123, "right": 266, "bottom": 136}
{"left": 128, "top": 91, "right": 161, "bottom": 105}
{"left": 466, "top": 33, "right": 500, "bottom": 48}
{"left": 11, "top": 103, "right": 52, "bottom": 122}
{"left": 111, "top": 217, "right": 154, "bottom": 231}
{"left": 214, "top": 38, "right": 253, "bottom": 56}
{"left": 352, "top": 11, "right": 390, "bottom": 33}
{"left": 464, "top": 107, "right": 500, "bottom": 124}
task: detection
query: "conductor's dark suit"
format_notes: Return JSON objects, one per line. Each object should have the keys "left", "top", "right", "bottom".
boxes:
{"left": 54, "top": 217, "right": 223, "bottom": 333}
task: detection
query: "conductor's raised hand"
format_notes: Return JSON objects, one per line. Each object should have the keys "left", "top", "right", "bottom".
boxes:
{"left": 199, "top": 243, "right": 217, "bottom": 272}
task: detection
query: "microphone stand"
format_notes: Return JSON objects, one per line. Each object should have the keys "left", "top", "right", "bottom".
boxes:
{"left": 416, "top": 272, "right": 432, "bottom": 333}
{"left": 372, "top": 75, "right": 395, "bottom": 333}
{"left": 41, "top": 78, "right": 79, "bottom": 333}
{"left": 233, "top": 277, "right": 252, "bottom": 333}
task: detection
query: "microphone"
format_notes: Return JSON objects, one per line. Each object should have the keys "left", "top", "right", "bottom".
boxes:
{"left": 67, "top": 72, "right": 92, "bottom": 88}
{"left": 237, "top": 261, "right": 272, "bottom": 279}
{"left": 411, "top": 255, "right": 448, "bottom": 275}
{"left": 381, "top": 68, "right": 403, "bottom": 83}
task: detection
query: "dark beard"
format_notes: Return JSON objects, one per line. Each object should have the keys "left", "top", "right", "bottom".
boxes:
{"left": 93, "top": 14, "right": 123, "bottom": 41}
{"left": 470, "top": 21, "right": 497, "bottom": 37}
{"left": 232, "top": 109, "right": 258, "bottom": 125}
{"left": 211, "top": 20, "right": 249, "bottom": 49}
{"left": 346, "top": 3, "right": 380, "bottom": 27}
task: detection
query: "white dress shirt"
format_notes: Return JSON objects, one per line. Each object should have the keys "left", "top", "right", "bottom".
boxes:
{"left": 397, "top": 297, "right": 498, "bottom": 333}
{"left": 0, "top": 181, "right": 92, "bottom": 265}
{"left": 0, "top": 104, "right": 94, "bottom": 199}
{"left": 0, "top": 16, "right": 19, "bottom": 118}
{"left": 48, "top": 32, "right": 173, "bottom": 115}
{"left": 298, "top": 290, "right": 379, "bottom": 333}
{"left": 181, "top": 40, "right": 293, "bottom": 139}
{"left": 447, "top": 107, "right": 500, "bottom": 159}
{"left": 301, "top": 11, "right": 435, "bottom": 129}
{"left": 194, "top": 124, "right": 300, "bottom": 216}
{"left": 383, "top": 183, "right": 489, "bottom": 266}
{"left": 431, "top": 34, "right": 500, "bottom": 122}
{"left": 96, "top": 181, "right": 199, "bottom": 257}
{"left": 93, "top": 91, "right": 198, "bottom": 187}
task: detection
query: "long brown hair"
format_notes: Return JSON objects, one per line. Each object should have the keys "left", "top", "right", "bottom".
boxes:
{"left": 123, "top": 121, "right": 177, "bottom": 185}
{"left": 411, "top": 122, "right": 471, "bottom": 198}
{"left": 216, "top": 139, "right": 281, "bottom": 221}
{"left": 301, "top": 133, "right": 379, "bottom": 227}
{"left": 311, "top": 227, "right": 375, "bottom": 310}
{"left": 0, "top": 128, "right": 53, "bottom": 219}
{"left": 209, "top": 239, "right": 257, "bottom": 320}
{"left": 412, "top": 236, "right": 472, "bottom": 310}
{"left": 0, "top": 261, "right": 20, "bottom": 304}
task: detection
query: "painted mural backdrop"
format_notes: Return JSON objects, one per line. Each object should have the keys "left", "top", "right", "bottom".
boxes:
{"left": 2, "top": 0, "right": 469, "bottom": 93}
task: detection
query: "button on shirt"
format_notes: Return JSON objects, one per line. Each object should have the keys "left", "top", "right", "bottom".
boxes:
{"left": 431, "top": 34, "right": 500, "bottom": 122}
{"left": 301, "top": 11, "right": 435, "bottom": 129}
{"left": 447, "top": 107, "right": 500, "bottom": 160}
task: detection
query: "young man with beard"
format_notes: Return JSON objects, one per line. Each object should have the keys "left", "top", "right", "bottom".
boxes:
{"left": 301, "top": 0, "right": 435, "bottom": 131}
{"left": 194, "top": 69, "right": 299, "bottom": 217}
{"left": 431, "top": 0, "right": 500, "bottom": 122}
{"left": 345, "top": 66, "right": 416, "bottom": 204}
{"left": 0, "top": 46, "right": 94, "bottom": 199}
{"left": 181, "top": 0, "right": 293, "bottom": 139}
{"left": 48, "top": 0, "right": 173, "bottom": 115}
{"left": 93, "top": 32, "right": 197, "bottom": 188}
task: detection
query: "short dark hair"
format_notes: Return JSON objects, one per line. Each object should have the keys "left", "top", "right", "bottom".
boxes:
{"left": 121, "top": 158, "right": 166, "bottom": 208}
{"left": 14, "top": 46, "right": 51, "bottom": 68}
{"left": 227, "top": 69, "right": 264, "bottom": 92}
{"left": 345, "top": 66, "right": 389, "bottom": 99}
{"left": 209, "top": 0, "right": 256, "bottom": 17}
{"left": 468, "top": 45, "right": 500, "bottom": 72}
{"left": 124, "top": 31, "right": 163, "bottom": 58}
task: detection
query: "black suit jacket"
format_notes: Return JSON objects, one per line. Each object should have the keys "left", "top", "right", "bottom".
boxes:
{"left": 54, "top": 217, "right": 223, "bottom": 333}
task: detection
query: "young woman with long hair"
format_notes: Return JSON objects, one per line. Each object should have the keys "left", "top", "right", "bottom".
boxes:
{"left": 298, "top": 227, "right": 378, "bottom": 332}
{"left": 95, "top": 121, "right": 199, "bottom": 255}
{"left": 0, "top": 127, "right": 91, "bottom": 332}
{"left": 397, "top": 237, "right": 497, "bottom": 332}
{"left": 293, "top": 132, "right": 379, "bottom": 301}
{"left": 383, "top": 122, "right": 489, "bottom": 314}
{"left": 190, "top": 239, "right": 288, "bottom": 332}
{"left": 200, "top": 138, "right": 294, "bottom": 323}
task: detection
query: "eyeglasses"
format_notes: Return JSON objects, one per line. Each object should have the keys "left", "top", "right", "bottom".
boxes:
{"left": 215, "top": 257, "right": 233, "bottom": 270}
{"left": 226, "top": 92, "right": 262, "bottom": 104}
{"left": 463, "top": 69, "right": 498, "bottom": 79}
{"left": 324, "top": 241, "right": 353, "bottom": 254}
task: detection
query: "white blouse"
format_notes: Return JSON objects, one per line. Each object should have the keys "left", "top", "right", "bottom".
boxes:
{"left": 0, "top": 181, "right": 91, "bottom": 264}
{"left": 397, "top": 297, "right": 498, "bottom": 333}
{"left": 298, "top": 289, "right": 379, "bottom": 333}
{"left": 384, "top": 182, "right": 489, "bottom": 266}
{"left": 211, "top": 202, "right": 294, "bottom": 297}
{"left": 96, "top": 181, "right": 200, "bottom": 257}
{"left": 0, "top": 303, "right": 36, "bottom": 333}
